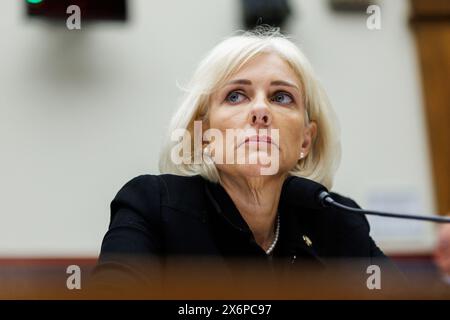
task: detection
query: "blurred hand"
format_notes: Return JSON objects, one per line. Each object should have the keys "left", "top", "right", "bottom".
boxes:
{"left": 434, "top": 220, "right": 450, "bottom": 276}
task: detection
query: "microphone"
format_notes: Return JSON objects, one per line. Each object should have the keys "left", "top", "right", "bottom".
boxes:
{"left": 285, "top": 176, "right": 450, "bottom": 223}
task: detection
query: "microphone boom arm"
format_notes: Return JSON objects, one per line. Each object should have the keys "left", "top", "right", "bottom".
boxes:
{"left": 318, "top": 191, "right": 450, "bottom": 223}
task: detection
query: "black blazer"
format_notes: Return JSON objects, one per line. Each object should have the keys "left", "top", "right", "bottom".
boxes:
{"left": 94, "top": 174, "right": 399, "bottom": 288}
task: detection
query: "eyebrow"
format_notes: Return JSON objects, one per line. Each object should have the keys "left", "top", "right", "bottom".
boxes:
{"left": 224, "top": 79, "right": 299, "bottom": 91}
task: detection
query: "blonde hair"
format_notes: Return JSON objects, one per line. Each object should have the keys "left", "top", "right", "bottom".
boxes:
{"left": 159, "top": 27, "right": 341, "bottom": 189}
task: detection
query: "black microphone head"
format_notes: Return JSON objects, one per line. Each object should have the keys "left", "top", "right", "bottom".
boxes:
{"left": 281, "top": 175, "right": 330, "bottom": 209}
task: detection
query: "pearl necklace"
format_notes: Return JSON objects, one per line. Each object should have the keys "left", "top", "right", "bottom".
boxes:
{"left": 265, "top": 213, "right": 280, "bottom": 255}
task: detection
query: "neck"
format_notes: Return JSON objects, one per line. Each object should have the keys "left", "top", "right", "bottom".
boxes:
{"left": 219, "top": 173, "right": 286, "bottom": 252}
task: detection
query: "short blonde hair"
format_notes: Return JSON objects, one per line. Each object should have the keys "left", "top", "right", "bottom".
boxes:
{"left": 159, "top": 27, "right": 341, "bottom": 189}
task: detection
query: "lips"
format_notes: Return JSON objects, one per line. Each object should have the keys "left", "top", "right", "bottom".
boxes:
{"left": 240, "top": 135, "right": 279, "bottom": 149}
{"left": 245, "top": 135, "right": 272, "bottom": 144}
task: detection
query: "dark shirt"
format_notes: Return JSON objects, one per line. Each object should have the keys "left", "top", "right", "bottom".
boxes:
{"left": 92, "top": 174, "right": 401, "bottom": 293}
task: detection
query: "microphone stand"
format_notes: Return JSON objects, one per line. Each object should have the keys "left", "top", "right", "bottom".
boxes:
{"left": 318, "top": 191, "right": 450, "bottom": 223}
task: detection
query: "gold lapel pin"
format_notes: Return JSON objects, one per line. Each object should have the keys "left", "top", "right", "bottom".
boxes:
{"left": 302, "top": 235, "right": 312, "bottom": 247}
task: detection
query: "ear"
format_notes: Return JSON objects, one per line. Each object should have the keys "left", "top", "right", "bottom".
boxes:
{"left": 300, "top": 121, "right": 317, "bottom": 157}
{"left": 202, "top": 118, "right": 210, "bottom": 131}
{"left": 201, "top": 118, "right": 210, "bottom": 144}
{"left": 198, "top": 106, "right": 210, "bottom": 129}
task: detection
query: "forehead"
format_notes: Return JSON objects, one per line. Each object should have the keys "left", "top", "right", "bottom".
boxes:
{"left": 227, "top": 52, "right": 299, "bottom": 83}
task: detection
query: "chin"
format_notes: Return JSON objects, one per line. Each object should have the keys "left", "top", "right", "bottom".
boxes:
{"left": 238, "top": 165, "right": 269, "bottom": 177}
{"left": 241, "top": 152, "right": 280, "bottom": 176}
{"left": 233, "top": 163, "right": 280, "bottom": 177}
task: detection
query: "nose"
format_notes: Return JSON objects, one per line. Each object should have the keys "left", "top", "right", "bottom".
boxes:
{"left": 250, "top": 104, "right": 272, "bottom": 127}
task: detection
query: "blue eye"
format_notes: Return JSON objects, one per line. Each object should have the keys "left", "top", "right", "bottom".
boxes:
{"left": 272, "top": 92, "right": 293, "bottom": 105}
{"left": 225, "top": 91, "right": 246, "bottom": 104}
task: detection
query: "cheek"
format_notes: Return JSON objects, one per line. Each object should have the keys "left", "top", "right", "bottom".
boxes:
{"left": 278, "top": 115, "right": 304, "bottom": 148}
{"left": 206, "top": 106, "right": 246, "bottom": 156}
{"left": 206, "top": 106, "right": 220, "bottom": 129}
{"left": 208, "top": 106, "right": 242, "bottom": 131}
{"left": 208, "top": 108, "right": 251, "bottom": 148}
{"left": 278, "top": 121, "right": 304, "bottom": 162}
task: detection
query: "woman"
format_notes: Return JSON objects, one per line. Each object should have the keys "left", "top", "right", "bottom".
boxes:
{"left": 94, "top": 28, "right": 397, "bottom": 292}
